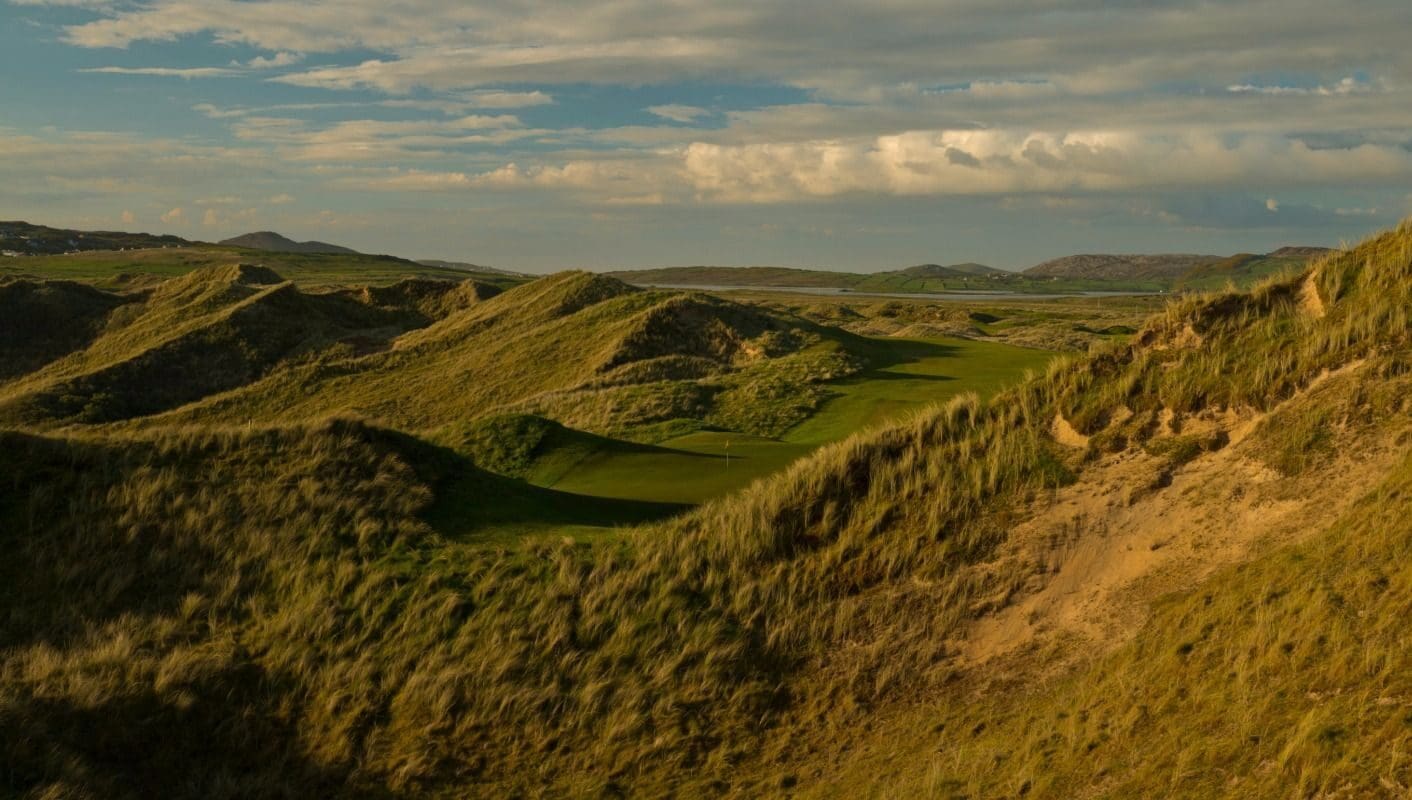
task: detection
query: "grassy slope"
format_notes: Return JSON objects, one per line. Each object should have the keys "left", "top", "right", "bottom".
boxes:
{"left": 136, "top": 272, "right": 849, "bottom": 437}
{"left": 0, "top": 278, "right": 128, "bottom": 380}
{"left": 0, "top": 259, "right": 1056, "bottom": 523}
{"left": 831, "top": 450, "right": 1412, "bottom": 800}
{"left": 0, "top": 264, "right": 475, "bottom": 427}
{"left": 4, "top": 222, "right": 1407, "bottom": 798}
{"left": 468, "top": 336, "right": 1051, "bottom": 506}
{"left": 1174, "top": 251, "right": 1312, "bottom": 291}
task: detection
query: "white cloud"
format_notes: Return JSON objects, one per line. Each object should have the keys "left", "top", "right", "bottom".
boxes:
{"left": 160, "top": 207, "right": 185, "bottom": 224}
{"left": 1227, "top": 76, "right": 1378, "bottom": 96}
{"left": 647, "top": 104, "right": 710, "bottom": 123}
{"left": 82, "top": 66, "right": 239, "bottom": 79}
{"left": 349, "top": 129, "right": 1412, "bottom": 205}
{"left": 459, "top": 90, "right": 553, "bottom": 109}
{"left": 245, "top": 51, "right": 303, "bottom": 69}
{"left": 120, "top": 209, "right": 135, "bottom": 224}
{"left": 268, "top": 193, "right": 296, "bottom": 205}
{"left": 193, "top": 103, "right": 248, "bottom": 119}
{"left": 673, "top": 130, "right": 1412, "bottom": 202}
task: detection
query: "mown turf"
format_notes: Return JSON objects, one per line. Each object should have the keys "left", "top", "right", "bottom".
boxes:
{"left": 784, "top": 336, "right": 1054, "bottom": 444}
{"left": 544, "top": 431, "right": 814, "bottom": 504}
{"left": 526, "top": 336, "right": 1053, "bottom": 506}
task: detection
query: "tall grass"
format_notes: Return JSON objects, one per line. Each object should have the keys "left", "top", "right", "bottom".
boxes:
{"left": 2, "top": 220, "right": 1411, "bottom": 797}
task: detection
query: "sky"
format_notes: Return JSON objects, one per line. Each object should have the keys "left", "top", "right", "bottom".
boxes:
{"left": 2, "top": 1, "right": 1411, "bottom": 272}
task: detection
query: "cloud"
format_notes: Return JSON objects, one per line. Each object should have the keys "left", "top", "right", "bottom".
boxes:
{"left": 52, "top": 0, "right": 1412, "bottom": 104}
{"left": 15, "top": 0, "right": 1412, "bottom": 264}
{"left": 459, "top": 90, "right": 553, "bottom": 109}
{"left": 85, "top": 52, "right": 304, "bottom": 82}
{"left": 160, "top": 207, "right": 185, "bottom": 224}
{"left": 227, "top": 113, "right": 531, "bottom": 161}
{"left": 1227, "top": 76, "right": 1378, "bottom": 96}
{"left": 193, "top": 103, "right": 249, "bottom": 119}
{"left": 120, "top": 209, "right": 135, "bottom": 224}
{"left": 647, "top": 104, "right": 710, "bottom": 123}
{"left": 81, "top": 66, "right": 239, "bottom": 79}
{"left": 379, "top": 90, "right": 553, "bottom": 113}
{"left": 268, "top": 193, "right": 296, "bottom": 205}
{"left": 358, "top": 129, "right": 1412, "bottom": 205}
{"left": 244, "top": 51, "right": 303, "bottom": 69}
{"left": 671, "top": 130, "right": 1412, "bottom": 203}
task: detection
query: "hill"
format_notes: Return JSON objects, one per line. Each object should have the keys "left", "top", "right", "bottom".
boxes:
{"left": 416, "top": 259, "right": 527, "bottom": 277}
{"left": 9, "top": 220, "right": 1412, "bottom": 797}
{"left": 0, "top": 244, "right": 523, "bottom": 290}
{"left": 897, "top": 261, "right": 1005, "bottom": 277}
{"left": 218, "top": 231, "right": 359, "bottom": 255}
{"left": 1270, "top": 245, "right": 1334, "bottom": 259}
{"left": 606, "top": 265, "right": 862, "bottom": 288}
{"left": 1024, "top": 252, "right": 1219, "bottom": 279}
{"left": 609, "top": 254, "right": 1330, "bottom": 295}
{"left": 113, "top": 271, "right": 868, "bottom": 442}
{"left": 1173, "top": 248, "right": 1328, "bottom": 290}
{"left": 606, "top": 264, "right": 1151, "bottom": 294}
{"left": 0, "top": 265, "right": 503, "bottom": 428}
{"left": 0, "top": 220, "right": 191, "bottom": 255}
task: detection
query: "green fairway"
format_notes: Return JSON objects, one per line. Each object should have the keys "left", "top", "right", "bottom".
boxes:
{"left": 784, "top": 336, "right": 1055, "bottom": 444}
{"left": 536, "top": 335, "right": 1054, "bottom": 505}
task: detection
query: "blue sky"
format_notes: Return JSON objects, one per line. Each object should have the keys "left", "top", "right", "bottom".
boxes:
{"left": 2, "top": 0, "right": 1410, "bottom": 271}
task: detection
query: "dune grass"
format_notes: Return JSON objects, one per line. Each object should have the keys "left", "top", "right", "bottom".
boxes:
{"left": 3, "top": 219, "right": 1412, "bottom": 798}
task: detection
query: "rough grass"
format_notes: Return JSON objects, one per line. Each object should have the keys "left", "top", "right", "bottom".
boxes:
{"left": 2, "top": 219, "right": 1412, "bottom": 797}
{"left": 113, "top": 271, "right": 865, "bottom": 443}
{"left": 0, "top": 265, "right": 438, "bottom": 427}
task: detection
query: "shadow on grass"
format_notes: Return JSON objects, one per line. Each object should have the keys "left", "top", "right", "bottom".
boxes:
{"left": 2, "top": 662, "right": 390, "bottom": 800}
{"left": 424, "top": 463, "right": 689, "bottom": 539}
{"left": 832, "top": 369, "right": 958, "bottom": 385}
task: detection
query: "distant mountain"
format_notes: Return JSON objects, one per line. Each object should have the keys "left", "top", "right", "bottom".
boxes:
{"left": 416, "top": 259, "right": 528, "bottom": 277}
{"left": 1024, "top": 253, "right": 1220, "bottom": 280}
{"left": 605, "top": 266, "right": 859, "bottom": 288}
{"left": 897, "top": 262, "right": 1005, "bottom": 278}
{"left": 219, "top": 231, "right": 358, "bottom": 255}
{"left": 0, "top": 220, "right": 191, "bottom": 256}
